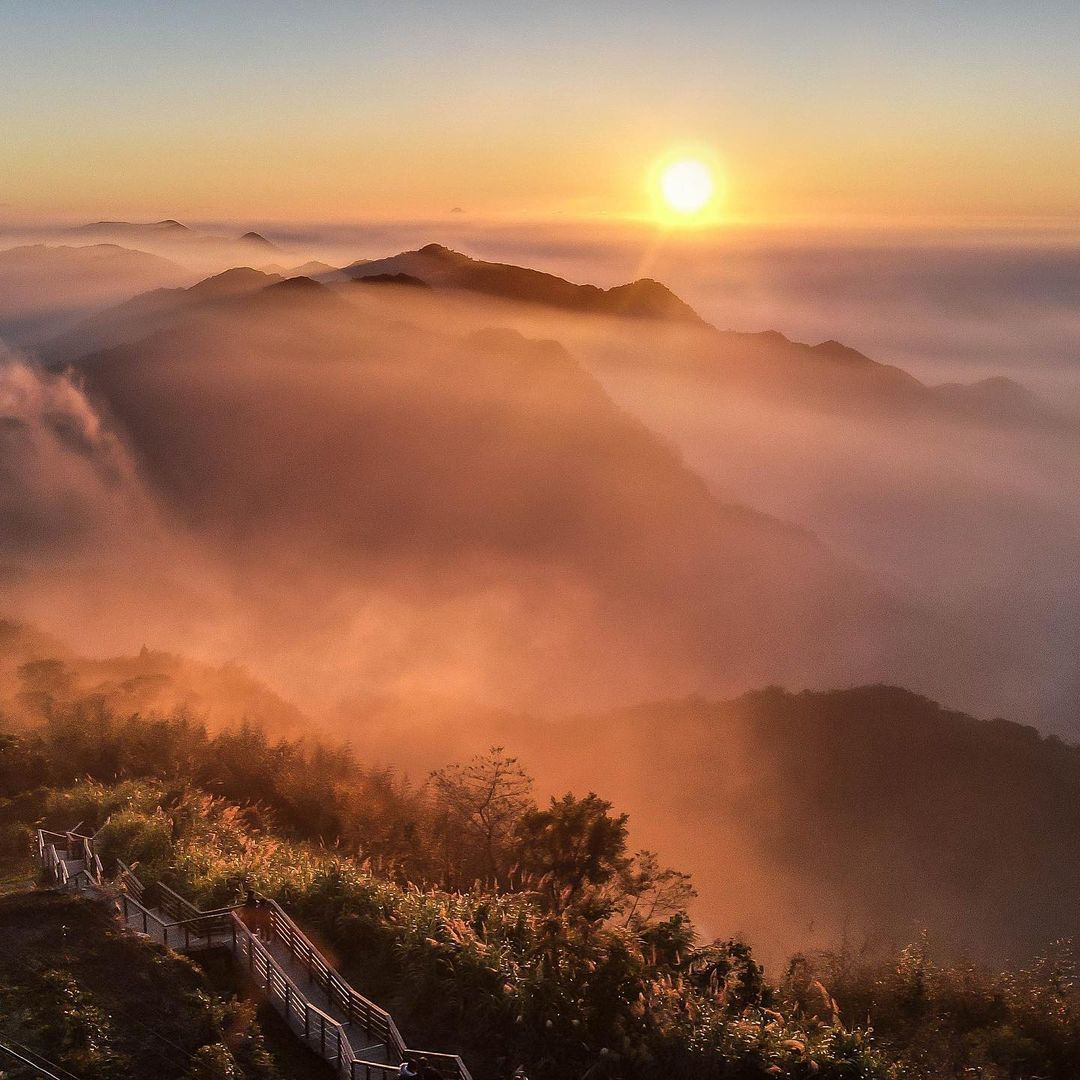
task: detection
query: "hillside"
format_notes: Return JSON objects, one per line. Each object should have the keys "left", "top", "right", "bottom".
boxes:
{"left": 0, "top": 618, "right": 308, "bottom": 734}
{"left": 4, "top": 686, "right": 1080, "bottom": 1079}
{"left": 4, "top": 617, "right": 1078, "bottom": 968}
{"left": 0, "top": 888, "right": 329, "bottom": 1080}
{"left": 334, "top": 243, "right": 704, "bottom": 323}
{"left": 546, "top": 686, "right": 1080, "bottom": 963}
{"left": 41, "top": 266, "right": 284, "bottom": 363}
{"left": 48, "top": 274, "right": 917, "bottom": 712}
{"left": 340, "top": 682, "right": 1080, "bottom": 966}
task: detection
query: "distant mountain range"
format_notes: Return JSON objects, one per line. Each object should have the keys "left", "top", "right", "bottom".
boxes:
{"left": 53, "top": 263, "right": 935, "bottom": 708}
{"left": 327, "top": 242, "right": 705, "bottom": 322}
{"left": 66, "top": 219, "right": 278, "bottom": 251}
{"left": 23, "top": 234, "right": 1049, "bottom": 429}
{"left": 317, "top": 244, "right": 1046, "bottom": 425}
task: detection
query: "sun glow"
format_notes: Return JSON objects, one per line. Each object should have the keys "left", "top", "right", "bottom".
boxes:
{"left": 649, "top": 152, "right": 722, "bottom": 226}
{"left": 660, "top": 159, "right": 714, "bottom": 214}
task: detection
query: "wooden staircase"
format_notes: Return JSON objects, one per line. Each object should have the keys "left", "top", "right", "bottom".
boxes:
{"left": 36, "top": 828, "right": 473, "bottom": 1080}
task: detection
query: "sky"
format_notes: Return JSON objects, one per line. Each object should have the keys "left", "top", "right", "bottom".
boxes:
{"left": 2, "top": 1, "right": 1080, "bottom": 225}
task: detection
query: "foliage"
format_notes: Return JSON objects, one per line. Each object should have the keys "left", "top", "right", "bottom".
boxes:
{"left": 8, "top": 700, "right": 1079, "bottom": 1078}
{"left": 0, "top": 703, "right": 895, "bottom": 1080}
{"left": 784, "top": 936, "right": 1080, "bottom": 1079}
{"left": 0, "top": 889, "right": 279, "bottom": 1080}
{"left": 183, "top": 1042, "right": 243, "bottom": 1080}
{"left": 429, "top": 747, "right": 533, "bottom": 888}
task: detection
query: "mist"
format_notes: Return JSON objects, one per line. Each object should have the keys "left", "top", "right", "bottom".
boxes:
{"left": 3, "top": 220, "right": 1080, "bottom": 967}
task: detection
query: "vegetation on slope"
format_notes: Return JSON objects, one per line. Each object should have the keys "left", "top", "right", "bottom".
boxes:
{"left": 2, "top": 685, "right": 1079, "bottom": 1079}
{"left": 0, "top": 889, "right": 285, "bottom": 1080}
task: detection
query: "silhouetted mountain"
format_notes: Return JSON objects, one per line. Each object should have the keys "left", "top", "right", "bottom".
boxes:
{"left": 49, "top": 220, "right": 293, "bottom": 277}
{"left": 363, "top": 681, "right": 1080, "bottom": 964}
{"left": 42, "top": 266, "right": 282, "bottom": 363}
{"left": 239, "top": 230, "right": 276, "bottom": 249}
{"left": 353, "top": 272, "right": 431, "bottom": 289}
{"left": 335, "top": 243, "right": 704, "bottom": 322}
{"left": 931, "top": 374, "right": 1040, "bottom": 420}
{"left": 69, "top": 219, "right": 192, "bottom": 238}
{"left": 570, "top": 685, "right": 1080, "bottom": 963}
{"left": 585, "top": 317, "right": 1059, "bottom": 427}
{"left": 259, "top": 260, "right": 338, "bottom": 278}
{"left": 321, "top": 245, "right": 1055, "bottom": 427}
{"left": 66, "top": 274, "right": 923, "bottom": 708}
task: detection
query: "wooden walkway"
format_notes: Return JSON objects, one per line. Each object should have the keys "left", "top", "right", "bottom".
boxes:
{"left": 36, "top": 829, "right": 472, "bottom": 1080}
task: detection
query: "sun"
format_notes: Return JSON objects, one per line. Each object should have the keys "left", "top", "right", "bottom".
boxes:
{"left": 659, "top": 158, "right": 715, "bottom": 216}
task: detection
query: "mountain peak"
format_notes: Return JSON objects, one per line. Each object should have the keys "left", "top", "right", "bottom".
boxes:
{"left": 343, "top": 246, "right": 704, "bottom": 323}
{"left": 603, "top": 277, "right": 703, "bottom": 322}
{"left": 188, "top": 266, "right": 281, "bottom": 296}
{"left": 811, "top": 339, "right": 872, "bottom": 364}
{"left": 239, "top": 231, "right": 275, "bottom": 248}
{"left": 416, "top": 242, "right": 471, "bottom": 265}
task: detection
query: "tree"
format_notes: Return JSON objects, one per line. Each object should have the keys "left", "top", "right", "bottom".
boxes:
{"left": 617, "top": 849, "right": 696, "bottom": 932}
{"left": 429, "top": 747, "right": 534, "bottom": 888}
{"left": 16, "top": 658, "right": 76, "bottom": 720}
{"left": 516, "top": 793, "right": 628, "bottom": 918}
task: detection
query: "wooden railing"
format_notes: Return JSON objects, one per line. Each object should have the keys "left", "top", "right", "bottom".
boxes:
{"left": 116, "top": 860, "right": 145, "bottom": 903}
{"left": 262, "top": 897, "right": 401, "bottom": 1051}
{"left": 38, "top": 832, "right": 474, "bottom": 1080}
{"left": 36, "top": 829, "right": 101, "bottom": 891}
{"left": 231, "top": 912, "right": 364, "bottom": 1078}
{"left": 256, "top": 895, "right": 473, "bottom": 1080}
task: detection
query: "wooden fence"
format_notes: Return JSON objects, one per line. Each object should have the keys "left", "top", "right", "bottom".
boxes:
{"left": 36, "top": 833, "right": 472, "bottom": 1080}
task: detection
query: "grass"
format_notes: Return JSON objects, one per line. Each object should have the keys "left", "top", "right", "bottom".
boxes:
{"left": 0, "top": 854, "right": 37, "bottom": 896}
{"left": 0, "top": 888, "right": 325, "bottom": 1079}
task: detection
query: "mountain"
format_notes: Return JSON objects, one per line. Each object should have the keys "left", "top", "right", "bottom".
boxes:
{"left": 69, "top": 218, "right": 192, "bottom": 240}
{"left": 317, "top": 244, "right": 1055, "bottom": 427}
{"left": 0, "top": 242, "right": 191, "bottom": 347}
{"left": 259, "top": 259, "right": 338, "bottom": 278}
{"left": 239, "top": 230, "right": 277, "bottom": 249}
{"left": 63, "top": 273, "right": 926, "bottom": 710}
{"left": 349, "top": 682, "right": 1080, "bottom": 965}
{"left": 53, "top": 220, "right": 291, "bottom": 276}
{"left": 42, "top": 266, "right": 283, "bottom": 363}
{"left": 68, "top": 220, "right": 275, "bottom": 251}
{"left": 652, "top": 326, "right": 1060, "bottom": 422}
{"left": 333, "top": 243, "right": 704, "bottom": 322}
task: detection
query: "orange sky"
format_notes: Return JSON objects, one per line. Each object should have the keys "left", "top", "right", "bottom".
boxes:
{"left": 3, "top": 3, "right": 1079, "bottom": 227}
